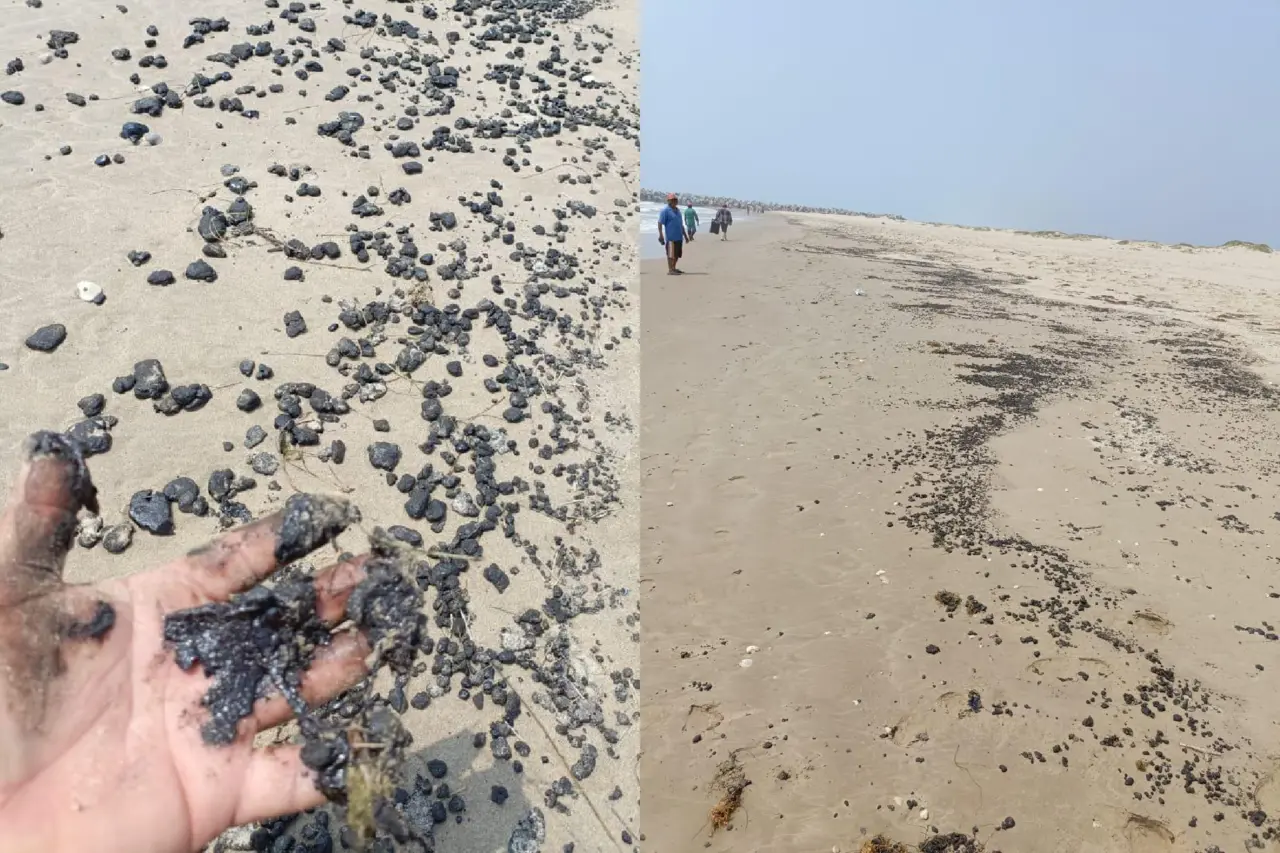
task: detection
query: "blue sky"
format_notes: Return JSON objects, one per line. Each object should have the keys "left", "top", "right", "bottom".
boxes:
{"left": 641, "top": 0, "right": 1280, "bottom": 245}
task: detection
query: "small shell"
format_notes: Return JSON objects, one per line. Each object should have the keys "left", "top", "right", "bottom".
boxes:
{"left": 76, "top": 280, "right": 103, "bottom": 303}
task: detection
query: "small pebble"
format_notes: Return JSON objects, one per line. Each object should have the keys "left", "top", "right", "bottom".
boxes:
{"left": 25, "top": 324, "right": 67, "bottom": 352}
{"left": 102, "top": 523, "right": 134, "bottom": 554}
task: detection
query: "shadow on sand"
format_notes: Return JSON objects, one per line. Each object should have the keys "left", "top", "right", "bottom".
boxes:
{"left": 263, "top": 728, "right": 540, "bottom": 852}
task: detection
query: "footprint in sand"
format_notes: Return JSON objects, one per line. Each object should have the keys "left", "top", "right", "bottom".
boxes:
{"left": 888, "top": 690, "right": 975, "bottom": 746}
{"left": 683, "top": 703, "right": 725, "bottom": 734}
{"left": 715, "top": 474, "right": 758, "bottom": 499}
{"left": 1130, "top": 609, "right": 1174, "bottom": 637}
{"left": 1122, "top": 814, "right": 1175, "bottom": 853}
{"left": 1253, "top": 761, "right": 1280, "bottom": 813}
{"left": 1025, "top": 655, "right": 1113, "bottom": 683}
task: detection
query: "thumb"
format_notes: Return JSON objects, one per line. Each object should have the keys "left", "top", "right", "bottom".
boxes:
{"left": 0, "top": 432, "right": 98, "bottom": 607}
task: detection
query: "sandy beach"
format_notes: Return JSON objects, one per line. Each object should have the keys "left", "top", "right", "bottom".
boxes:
{"left": 0, "top": 0, "right": 638, "bottom": 850}
{"left": 641, "top": 213, "right": 1280, "bottom": 851}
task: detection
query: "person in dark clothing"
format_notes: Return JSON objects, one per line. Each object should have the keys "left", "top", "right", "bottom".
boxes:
{"left": 657, "top": 193, "right": 687, "bottom": 274}
{"left": 713, "top": 206, "right": 733, "bottom": 241}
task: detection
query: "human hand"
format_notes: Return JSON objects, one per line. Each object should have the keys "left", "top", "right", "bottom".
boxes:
{"left": 658, "top": 235, "right": 665, "bottom": 245}
{"left": 0, "top": 432, "right": 371, "bottom": 853}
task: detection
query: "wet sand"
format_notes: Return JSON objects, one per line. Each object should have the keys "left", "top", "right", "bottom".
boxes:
{"left": 0, "top": 0, "right": 639, "bottom": 849}
{"left": 641, "top": 213, "right": 1280, "bottom": 852}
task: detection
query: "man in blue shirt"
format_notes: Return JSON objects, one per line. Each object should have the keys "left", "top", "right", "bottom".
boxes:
{"left": 657, "top": 193, "right": 687, "bottom": 275}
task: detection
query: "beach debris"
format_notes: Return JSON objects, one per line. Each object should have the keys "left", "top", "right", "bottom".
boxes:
{"left": 934, "top": 590, "right": 961, "bottom": 612}
{"left": 25, "top": 324, "right": 67, "bottom": 352}
{"left": 102, "top": 523, "right": 133, "bottom": 554}
{"left": 119, "top": 121, "right": 148, "bottom": 144}
{"left": 76, "top": 280, "right": 104, "bottom": 304}
{"left": 366, "top": 442, "right": 401, "bottom": 471}
{"left": 198, "top": 207, "right": 227, "bottom": 242}
{"left": 185, "top": 260, "right": 217, "bottom": 282}
{"left": 917, "top": 833, "right": 984, "bottom": 852}
{"left": 162, "top": 495, "right": 363, "bottom": 741}
{"left": 128, "top": 489, "right": 174, "bottom": 535}
{"left": 130, "top": 359, "right": 167, "bottom": 399}
{"left": 507, "top": 808, "right": 546, "bottom": 853}
{"left": 283, "top": 310, "right": 306, "bottom": 338}
{"left": 76, "top": 515, "right": 104, "bottom": 548}
{"left": 163, "top": 521, "right": 456, "bottom": 847}
{"left": 74, "top": 394, "right": 104, "bottom": 417}
{"left": 708, "top": 752, "right": 750, "bottom": 834}
{"left": 1, "top": 0, "right": 640, "bottom": 848}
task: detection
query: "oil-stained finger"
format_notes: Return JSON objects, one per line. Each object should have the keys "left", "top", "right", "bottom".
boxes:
{"left": 0, "top": 432, "right": 98, "bottom": 605}
{"left": 314, "top": 555, "right": 368, "bottom": 624}
{"left": 176, "top": 493, "right": 360, "bottom": 602}
{"left": 248, "top": 629, "right": 371, "bottom": 733}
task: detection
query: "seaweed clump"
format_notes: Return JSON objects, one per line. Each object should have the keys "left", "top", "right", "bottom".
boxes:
{"left": 918, "top": 833, "right": 984, "bottom": 853}
{"left": 861, "top": 837, "right": 909, "bottom": 853}
{"left": 300, "top": 707, "right": 418, "bottom": 847}
{"left": 708, "top": 752, "right": 750, "bottom": 833}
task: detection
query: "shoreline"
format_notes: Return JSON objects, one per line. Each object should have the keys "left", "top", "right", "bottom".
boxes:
{"left": 641, "top": 212, "right": 1280, "bottom": 851}
{"left": 637, "top": 212, "right": 766, "bottom": 262}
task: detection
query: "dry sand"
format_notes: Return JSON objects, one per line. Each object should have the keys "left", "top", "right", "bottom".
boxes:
{"left": 0, "top": 0, "right": 638, "bottom": 850}
{"left": 641, "top": 214, "right": 1280, "bottom": 852}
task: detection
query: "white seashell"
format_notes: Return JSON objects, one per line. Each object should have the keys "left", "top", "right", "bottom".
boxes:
{"left": 76, "top": 280, "right": 103, "bottom": 303}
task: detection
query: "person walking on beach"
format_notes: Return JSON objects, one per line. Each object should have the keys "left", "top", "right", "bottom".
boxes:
{"left": 714, "top": 205, "right": 733, "bottom": 241}
{"left": 658, "top": 193, "right": 687, "bottom": 275}
{"left": 683, "top": 203, "right": 699, "bottom": 242}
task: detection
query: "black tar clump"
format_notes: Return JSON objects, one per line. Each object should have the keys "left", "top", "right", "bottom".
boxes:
{"left": 345, "top": 537, "right": 428, "bottom": 674}
{"left": 164, "top": 523, "right": 429, "bottom": 839}
{"left": 164, "top": 575, "right": 330, "bottom": 744}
